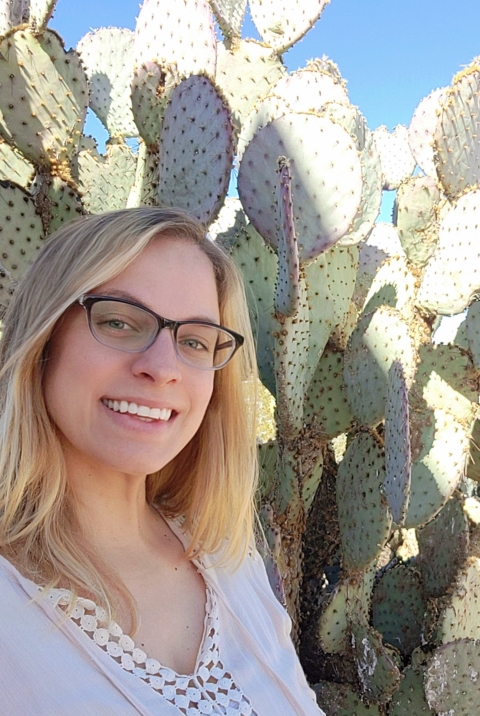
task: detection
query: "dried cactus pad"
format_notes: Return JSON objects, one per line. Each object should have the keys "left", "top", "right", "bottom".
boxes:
{"left": 133, "top": 0, "right": 216, "bottom": 78}
{"left": 0, "top": 29, "right": 88, "bottom": 169}
{"left": 238, "top": 113, "right": 362, "bottom": 261}
{"left": 416, "top": 188, "right": 480, "bottom": 315}
{"left": 435, "top": 63, "right": 480, "bottom": 199}
{"left": 249, "top": 0, "right": 329, "bottom": 54}
{"left": 416, "top": 494, "right": 470, "bottom": 598}
{"left": 372, "top": 125, "right": 416, "bottom": 191}
{"left": 425, "top": 639, "right": 480, "bottom": 716}
{"left": 408, "top": 87, "right": 447, "bottom": 177}
{"left": 158, "top": 75, "right": 234, "bottom": 224}
{"left": 336, "top": 431, "right": 392, "bottom": 570}
{"left": 76, "top": 28, "right": 138, "bottom": 139}
{"left": 314, "top": 681, "right": 382, "bottom": 716}
{"left": 344, "top": 306, "right": 416, "bottom": 427}
{"left": 384, "top": 361, "right": 411, "bottom": 525}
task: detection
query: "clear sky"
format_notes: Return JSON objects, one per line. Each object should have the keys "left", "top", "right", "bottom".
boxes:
{"left": 49, "top": 0, "right": 480, "bottom": 220}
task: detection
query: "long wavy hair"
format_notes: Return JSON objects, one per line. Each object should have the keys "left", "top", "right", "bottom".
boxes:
{"left": 0, "top": 207, "right": 258, "bottom": 622}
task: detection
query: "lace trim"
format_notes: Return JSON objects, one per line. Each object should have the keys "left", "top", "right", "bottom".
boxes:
{"left": 43, "top": 585, "right": 256, "bottom": 716}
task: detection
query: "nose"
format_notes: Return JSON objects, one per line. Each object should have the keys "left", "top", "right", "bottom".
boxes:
{"left": 130, "top": 326, "right": 182, "bottom": 383}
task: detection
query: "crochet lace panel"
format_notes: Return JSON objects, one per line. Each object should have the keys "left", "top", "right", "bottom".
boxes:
{"left": 43, "top": 584, "right": 257, "bottom": 716}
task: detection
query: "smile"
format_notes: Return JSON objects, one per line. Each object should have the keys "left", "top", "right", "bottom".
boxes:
{"left": 102, "top": 399, "right": 172, "bottom": 421}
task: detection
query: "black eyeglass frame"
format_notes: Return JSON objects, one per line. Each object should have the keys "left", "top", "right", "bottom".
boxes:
{"left": 77, "top": 294, "right": 245, "bottom": 370}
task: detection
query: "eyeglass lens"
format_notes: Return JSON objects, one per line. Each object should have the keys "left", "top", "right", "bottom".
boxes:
{"left": 88, "top": 300, "right": 235, "bottom": 369}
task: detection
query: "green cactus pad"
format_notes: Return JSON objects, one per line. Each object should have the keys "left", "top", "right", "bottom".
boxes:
{"left": 73, "top": 138, "right": 136, "bottom": 214}
{"left": 133, "top": 0, "right": 216, "bottom": 79}
{"left": 344, "top": 306, "right": 416, "bottom": 427}
{"left": 249, "top": 0, "right": 329, "bottom": 54}
{"left": 126, "top": 142, "right": 158, "bottom": 209}
{"left": 258, "top": 440, "right": 277, "bottom": 504}
{"left": 209, "top": 0, "right": 247, "bottom": 39}
{"left": 371, "top": 565, "right": 426, "bottom": 656}
{"left": 321, "top": 102, "right": 383, "bottom": 247}
{"left": 31, "top": 174, "right": 84, "bottom": 233}
{"left": 353, "top": 223, "right": 405, "bottom": 310}
{"left": 304, "top": 349, "right": 354, "bottom": 440}
{"left": 384, "top": 361, "right": 411, "bottom": 525}
{"left": 409, "top": 344, "right": 478, "bottom": 425}
{"left": 467, "top": 417, "right": 480, "bottom": 482}
{"left": 417, "top": 189, "right": 480, "bottom": 315}
{"left": 336, "top": 432, "right": 392, "bottom": 570}
{"left": 417, "top": 494, "right": 470, "bottom": 598}
{"left": 0, "top": 139, "right": 34, "bottom": 188}
{"left": 389, "top": 666, "right": 435, "bottom": 716}
{"left": 230, "top": 223, "right": 277, "bottom": 394}
{"left": 0, "top": 0, "right": 27, "bottom": 35}
{"left": 393, "top": 176, "right": 441, "bottom": 268}
{"left": 408, "top": 88, "right": 447, "bottom": 177}
{"left": 76, "top": 28, "right": 137, "bottom": 139}
{"left": 425, "top": 639, "right": 480, "bottom": 715}
{"left": 361, "top": 255, "right": 416, "bottom": 319}
{"left": 238, "top": 67, "right": 349, "bottom": 160}
{"left": 238, "top": 113, "right": 363, "bottom": 261}
{"left": 313, "top": 681, "right": 382, "bottom": 716}
{"left": 131, "top": 62, "right": 180, "bottom": 147}
{"left": 466, "top": 300, "right": 480, "bottom": 372}
{"left": 0, "top": 181, "right": 44, "bottom": 307}
{"left": 29, "top": 0, "right": 57, "bottom": 34}
{"left": 351, "top": 622, "right": 401, "bottom": 702}
{"left": 316, "top": 567, "right": 375, "bottom": 654}
{"left": 372, "top": 125, "right": 416, "bottom": 191}
{"left": 158, "top": 75, "right": 234, "bottom": 224}
{"left": 275, "top": 157, "right": 300, "bottom": 317}
{"left": 437, "top": 557, "right": 480, "bottom": 643}
{"left": 215, "top": 40, "right": 285, "bottom": 135}
{"left": 405, "top": 408, "right": 470, "bottom": 528}
{"left": 434, "top": 64, "right": 480, "bottom": 199}
{"left": 0, "top": 29, "right": 88, "bottom": 170}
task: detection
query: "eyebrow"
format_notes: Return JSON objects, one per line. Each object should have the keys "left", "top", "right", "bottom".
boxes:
{"left": 97, "top": 289, "right": 221, "bottom": 325}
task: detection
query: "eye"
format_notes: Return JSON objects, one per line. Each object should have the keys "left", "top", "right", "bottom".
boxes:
{"left": 179, "top": 336, "right": 210, "bottom": 352}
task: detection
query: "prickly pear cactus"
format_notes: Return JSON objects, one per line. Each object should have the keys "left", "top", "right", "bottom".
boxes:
{"left": 1, "top": 2, "right": 480, "bottom": 714}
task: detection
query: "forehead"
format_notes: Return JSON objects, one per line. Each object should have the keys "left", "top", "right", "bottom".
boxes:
{"left": 96, "top": 237, "right": 220, "bottom": 321}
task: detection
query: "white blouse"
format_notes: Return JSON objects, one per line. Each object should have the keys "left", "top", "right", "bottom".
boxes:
{"left": 43, "top": 582, "right": 257, "bottom": 715}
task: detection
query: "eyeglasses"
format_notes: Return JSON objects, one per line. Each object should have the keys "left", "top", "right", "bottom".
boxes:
{"left": 77, "top": 295, "right": 244, "bottom": 371}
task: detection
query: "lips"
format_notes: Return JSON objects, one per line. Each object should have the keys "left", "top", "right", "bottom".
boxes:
{"left": 102, "top": 398, "right": 172, "bottom": 421}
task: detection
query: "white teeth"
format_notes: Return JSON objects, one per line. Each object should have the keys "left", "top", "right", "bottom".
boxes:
{"left": 103, "top": 399, "right": 172, "bottom": 421}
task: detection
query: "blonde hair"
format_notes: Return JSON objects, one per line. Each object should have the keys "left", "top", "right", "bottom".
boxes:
{"left": 0, "top": 207, "right": 258, "bottom": 619}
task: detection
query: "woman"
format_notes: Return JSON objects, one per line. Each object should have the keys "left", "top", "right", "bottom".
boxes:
{"left": 0, "top": 208, "right": 323, "bottom": 715}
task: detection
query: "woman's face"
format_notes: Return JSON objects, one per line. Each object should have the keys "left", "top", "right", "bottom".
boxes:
{"left": 43, "top": 237, "right": 218, "bottom": 479}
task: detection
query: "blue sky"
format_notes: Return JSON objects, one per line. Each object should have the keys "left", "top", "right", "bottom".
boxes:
{"left": 50, "top": 0, "right": 480, "bottom": 220}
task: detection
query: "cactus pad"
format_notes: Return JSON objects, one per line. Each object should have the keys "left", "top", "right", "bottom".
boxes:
{"left": 372, "top": 125, "right": 415, "bottom": 191}
{"left": 437, "top": 557, "right": 480, "bottom": 643}
{"left": 434, "top": 64, "right": 480, "bottom": 199}
{"left": 215, "top": 40, "right": 285, "bottom": 135}
{"left": 131, "top": 62, "right": 180, "bottom": 148}
{"left": 0, "top": 181, "right": 44, "bottom": 307}
{"left": 238, "top": 113, "right": 363, "bottom": 261}
{"left": 313, "top": 681, "right": 382, "bottom": 716}
{"left": 466, "top": 299, "right": 480, "bottom": 371}
{"left": 408, "top": 88, "right": 447, "bottom": 177}
{"left": 76, "top": 28, "right": 137, "bottom": 139}
{"left": 133, "top": 0, "right": 216, "bottom": 79}
{"left": 249, "top": 0, "right": 329, "bottom": 54}
{"left": 351, "top": 622, "right": 401, "bottom": 703}
{"left": 304, "top": 349, "right": 353, "bottom": 440}
{"left": 336, "top": 432, "right": 392, "bottom": 570}
{"left": 0, "top": 0, "right": 28, "bottom": 35}
{"left": 425, "top": 639, "right": 480, "bottom": 715}
{"left": 416, "top": 188, "right": 480, "bottom": 315}
{"left": 158, "top": 75, "right": 234, "bottom": 223}
{"left": 384, "top": 361, "right": 411, "bottom": 525}
{"left": 389, "top": 666, "right": 435, "bottom": 716}
{"left": 29, "top": 0, "right": 58, "bottom": 34}
{"left": 0, "top": 139, "right": 34, "bottom": 188}
{"left": 31, "top": 174, "right": 84, "bottom": 233}
{"left": 371, "top": 565, "right": 426, "bottom": 657}
{"left": 353, "top": 223, "right": 405, "bottom": 310}
{"left": 344, "top": 306, "right": 416, "bottom": 427}
{"left": 393, "top": 176, "right": 441, "bottom": 268}
{"left": 467, "top": 417, "right": 480, "bottom": 483}
{"left": 416, "top": 494, "right": 470, "bottom": 598}
{"left": 361, "top": 255, "right": 416, "bottom": 319}
{"left": 0, "top": 29, "right": 88, "bottom": 170}
{"left": 275, "top": 157, "right": 300, "bottom": 317}
{"left": 209, "top": 0, "right": 247, "bottom": 39}
{"left": 73, "top": 138, "right": 136, "bottom": 215}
